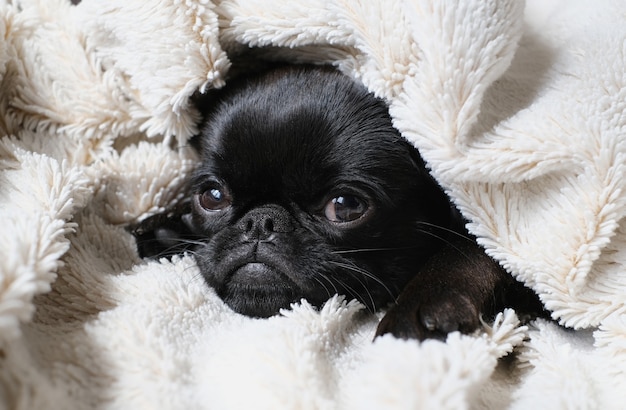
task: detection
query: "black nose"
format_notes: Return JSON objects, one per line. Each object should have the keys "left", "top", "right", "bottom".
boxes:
{"left": 238, "top": 205, "right": 294, "bottom": 241}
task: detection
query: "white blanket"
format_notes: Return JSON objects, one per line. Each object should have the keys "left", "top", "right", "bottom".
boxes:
{"left": 2, "top": 0, "right": 625, "bottom": 408}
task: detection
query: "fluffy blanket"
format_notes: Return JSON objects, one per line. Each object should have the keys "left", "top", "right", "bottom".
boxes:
{"left": 1, "top": 0, "right": 625, "bottom": 408}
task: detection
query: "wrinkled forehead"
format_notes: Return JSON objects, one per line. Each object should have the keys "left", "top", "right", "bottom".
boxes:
{"left": 198, "top": 103, "right": 365, "bottom": 195}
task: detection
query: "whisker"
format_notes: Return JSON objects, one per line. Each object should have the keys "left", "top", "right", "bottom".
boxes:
{"left": 138, "top": 239, "right": 206, "bottom": 249}
{"left": 328, "top": 260, "right": 395, "bottom": 307}
{"left": 416, "top": 229, "right": 486, "bottom": 272}
{"left": 329, "top": 274, "right": 371, "bottom": 311}
{"left": 331, "top": 246, "right": 422, "bottom": 255}
{"left": 415, "top": 221, "right": 474, "bottom": 243}
{"left": 134, "top": 236, "right": 207, "bottom": 259}
{"left": 343, "top": 269, "right": 377, "bottom": 312}
{"left": 134, "top": 236, "right": 206, "bottom": 246}
{"left": 183, "top": 268, "right": 206, "bottom": 288}
{"left": 312, "top": 275, "right": 334, "bottom": 300}
{"left": 174, "top": 142, "right": 193, "bottom": 151}
{"left": 329, "top": 261, "right": 392, "bottom": 294}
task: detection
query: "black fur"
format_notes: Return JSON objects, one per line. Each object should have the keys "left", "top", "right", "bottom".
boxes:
{"left": 133, "top": 65, "right": 546, "bottom": 340}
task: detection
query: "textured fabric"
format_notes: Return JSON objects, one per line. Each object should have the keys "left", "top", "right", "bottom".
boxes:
{"left": 1, "top": 0, "right": 625, "bottom": 408}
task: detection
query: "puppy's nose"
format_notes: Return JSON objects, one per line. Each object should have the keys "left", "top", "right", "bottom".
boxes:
{"left": 238, "top": 205, "right": 293, "bottom": 241}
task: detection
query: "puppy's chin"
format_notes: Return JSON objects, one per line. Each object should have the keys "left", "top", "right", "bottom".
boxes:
{"left": 222, "top": 293, "right": 294, "bottom": 319}
{"left": 217, "top": 263, "right": 299, "bottom": 318}
{"left": 195, "top": 230, "right": 335, "bottom": 318}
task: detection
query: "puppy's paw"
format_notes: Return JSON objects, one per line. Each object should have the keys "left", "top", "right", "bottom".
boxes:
{"left": 375, "top": 293, "right": 481, "bottom": 341}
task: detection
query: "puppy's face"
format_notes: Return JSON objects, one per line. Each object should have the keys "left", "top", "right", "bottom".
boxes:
{"left": 190, "top": 66, "right": 450, "bottom": 317}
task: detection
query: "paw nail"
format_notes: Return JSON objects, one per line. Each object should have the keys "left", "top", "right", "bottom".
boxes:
{"left": 423, "top": 318, "right": 437, "bottom": 331}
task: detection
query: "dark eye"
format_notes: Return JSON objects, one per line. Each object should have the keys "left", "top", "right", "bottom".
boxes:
{"left": 324, "top": 195, "right": 368, "bottom": 223}
{"left": 197, "top": 184, "right": 232, "bottom": 211}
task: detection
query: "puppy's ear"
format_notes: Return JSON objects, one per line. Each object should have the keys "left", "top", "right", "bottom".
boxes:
{"left": 189, "top": 58, "right": 295, "bottom": 118}
{"left": 404, "top": 141, "right": 431, "bottom": 180}
{"left": 404, "top": 141, "right": 454, "bottom": 227}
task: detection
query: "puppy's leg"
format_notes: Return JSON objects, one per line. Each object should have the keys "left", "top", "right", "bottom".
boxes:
{"left": 375, "top": 240, "right": 546, "bottom": 340}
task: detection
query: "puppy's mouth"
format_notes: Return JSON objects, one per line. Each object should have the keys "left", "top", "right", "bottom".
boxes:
{"left": 223, "top": 253, "right": 298, "bottom": 294}
{"left": 218, "top": 258, "right": 300, "bottom": 318}
{"left": 230, "top": 262, "right": 288, "bottom": 286}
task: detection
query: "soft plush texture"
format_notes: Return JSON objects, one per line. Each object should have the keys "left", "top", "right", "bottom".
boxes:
{"left": 1, "top": 0, "right": 625, "bottom": 408}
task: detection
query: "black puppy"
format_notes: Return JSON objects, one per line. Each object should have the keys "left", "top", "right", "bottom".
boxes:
{"left": 134, "top": 65, "right": 544, "bottom": 340}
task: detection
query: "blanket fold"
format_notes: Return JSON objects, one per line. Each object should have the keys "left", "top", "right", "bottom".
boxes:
{"left": 1, "top": 0, "right": 625, "bottom": 408}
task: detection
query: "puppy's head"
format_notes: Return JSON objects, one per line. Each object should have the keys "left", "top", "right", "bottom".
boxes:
{"left": 190, "top": 66, "right": 450, "bottom": 317}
